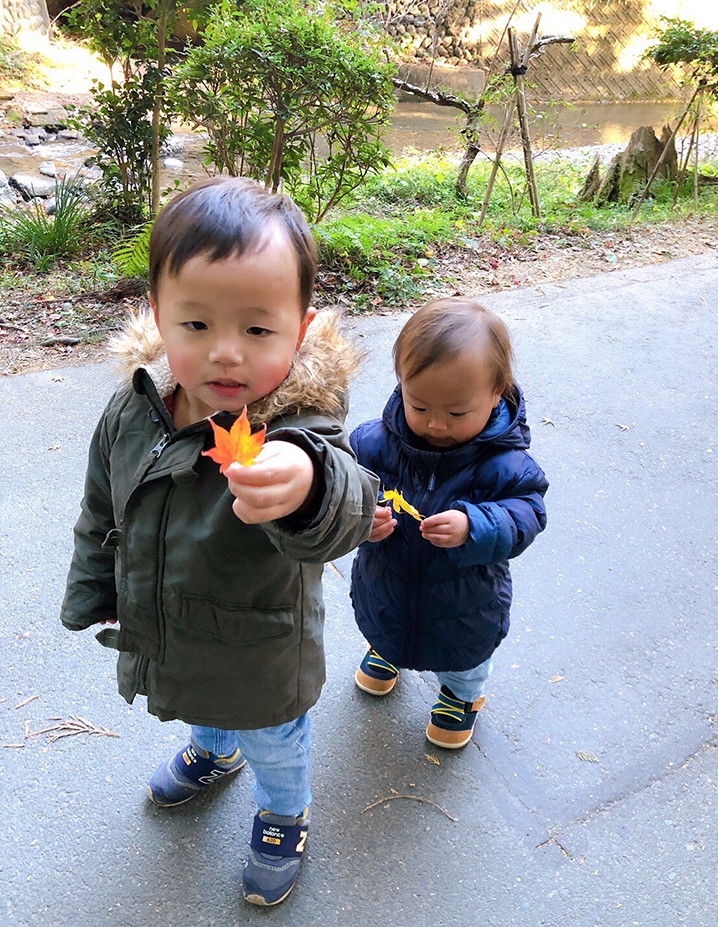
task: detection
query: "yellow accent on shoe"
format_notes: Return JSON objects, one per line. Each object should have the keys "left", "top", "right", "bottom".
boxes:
{"left": 354, "top": 666, "right": 398, "bottom": 695}
{"left": 215, "top": 747, "right": 242, "bottom": 765}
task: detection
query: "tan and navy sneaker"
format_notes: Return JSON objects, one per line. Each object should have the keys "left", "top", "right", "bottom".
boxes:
{"left": 354, "top": 647, "right": 400, "bottom": 695}
{"left": 425, "top": 686, "right": 486, "bottom": 749}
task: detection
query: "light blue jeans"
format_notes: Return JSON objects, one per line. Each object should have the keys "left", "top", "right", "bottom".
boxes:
{"left": 191, "top": 713, "right": 311, "bottom": 818}
{"left": 435, "top": 655, "right": 493, "bottom": 703}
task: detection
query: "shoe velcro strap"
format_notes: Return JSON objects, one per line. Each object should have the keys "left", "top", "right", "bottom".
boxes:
{"left": 368, "top": 650, "right": 399, "bottom": 675}
{"left": 251, "top": 816, "right": 308, "bottom": 858}
{"left": 432, "top": 692, "right": 466, "bottom": 721}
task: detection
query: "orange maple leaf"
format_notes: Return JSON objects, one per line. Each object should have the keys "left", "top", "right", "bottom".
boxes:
{"left": 201, "top": 407, "right": 267, "bottom": 473}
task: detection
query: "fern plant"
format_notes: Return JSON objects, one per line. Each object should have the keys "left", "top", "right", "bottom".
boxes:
{"left": 112, "top": 220, "right": 153, "bottom": 278}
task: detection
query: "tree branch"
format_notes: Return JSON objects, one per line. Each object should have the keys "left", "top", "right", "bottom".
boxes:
{"left": 391, "top": 77, "right": 473, "bottom": 113}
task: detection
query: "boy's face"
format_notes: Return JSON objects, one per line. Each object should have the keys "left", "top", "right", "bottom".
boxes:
{"left": 401, "top": 345, "right": 503, "bottom": 448}
{"left": 150, "top": 227, "right": 315, "bottom": 425}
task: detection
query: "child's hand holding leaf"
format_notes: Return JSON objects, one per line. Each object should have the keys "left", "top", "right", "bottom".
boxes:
{"left": 202, "top": 407, "right": 315, "bottom": 523}
{"left": 368, "top": 505, "right": 397, "bottom": 542}
{"left": 420, "top": 510, "right": 470, "bottom": 548}
{"left": 226, "top": 441, "right": 315, "bottom": 524}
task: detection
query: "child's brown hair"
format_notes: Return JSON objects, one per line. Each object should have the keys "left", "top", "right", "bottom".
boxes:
{"left": 149, "top": 176, "right": 317, "bottom": 313}
{"left": 393, "top": 297, "right": 515, "bottom": 396}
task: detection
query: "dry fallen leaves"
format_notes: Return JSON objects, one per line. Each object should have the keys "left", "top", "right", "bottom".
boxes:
{"left": 425, "top": 753, "right": 441, "bottom": 766}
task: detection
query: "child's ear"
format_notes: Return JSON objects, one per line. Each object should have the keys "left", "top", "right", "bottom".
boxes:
{"left": 148, "top": 292, "right": 161, "bottom": 332}
{"left": 296, "top": 306, "right": 317, "bottom": 350}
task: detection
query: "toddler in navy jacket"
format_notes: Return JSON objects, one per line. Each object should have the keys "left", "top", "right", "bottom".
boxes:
{"left": 350, "top": 297, "right": 548, "bottom": 748}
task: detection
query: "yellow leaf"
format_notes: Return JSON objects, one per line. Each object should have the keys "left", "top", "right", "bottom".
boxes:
{"left": 383, "top": 488, "right": 425, "bottom": 521}
{"left": 201, "top": 407, "right": 267, "bottom": 473}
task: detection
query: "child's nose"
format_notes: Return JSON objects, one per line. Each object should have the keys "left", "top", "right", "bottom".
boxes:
{"left": 428, "top": 417, "right": 447, "bottom": 432}
{"left": 209, "top": 338, "right": 244, "bottom": 366}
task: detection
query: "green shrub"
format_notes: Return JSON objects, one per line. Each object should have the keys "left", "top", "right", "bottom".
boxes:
{"left": 169, "top": 0, "right": 396, "bottom": 222}
{"left": 70, "top": 72, "right": 169, "bottom": 223}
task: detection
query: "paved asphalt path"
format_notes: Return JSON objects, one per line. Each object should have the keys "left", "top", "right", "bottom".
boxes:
{"left": 2, "top": 255, "right": 716, "bottom": 926}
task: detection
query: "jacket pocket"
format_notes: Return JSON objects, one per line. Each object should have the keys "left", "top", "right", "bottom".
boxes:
{"left": 179, "top": 594, "right": 295, "bottom": 645}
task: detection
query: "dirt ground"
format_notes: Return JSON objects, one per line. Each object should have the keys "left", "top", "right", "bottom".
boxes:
{"left": 2, "top": 214, "right": 715, "bottom": 377}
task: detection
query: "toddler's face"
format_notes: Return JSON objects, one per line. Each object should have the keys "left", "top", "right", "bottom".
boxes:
{"left": 402, "top": 346, "right": 503, "bottom": 448}
{"left": 151, "top": 227, "right": 314, "bottom": 426}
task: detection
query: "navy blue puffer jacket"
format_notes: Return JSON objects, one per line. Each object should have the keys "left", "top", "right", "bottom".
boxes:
{"left": 349, "top": 384, "right": 548, "bottom": 672}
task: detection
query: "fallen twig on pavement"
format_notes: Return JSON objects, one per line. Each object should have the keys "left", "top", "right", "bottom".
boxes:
{"left": 361, "top": 794, "right": 457, "bottom": 822}
{"left": 15, "top": 694, "right": 39, "bottom": 709}
{"left": 26, "top": 714, "right": 120, "bottom": 742}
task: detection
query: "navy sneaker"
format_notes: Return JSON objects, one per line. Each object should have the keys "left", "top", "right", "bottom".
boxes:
{"left": 425, "top": 686, "right": 486, "bottom": 749}
{"left": 354, "top": 647, "right": 400, "bottom": 695}
{"left": 242, "top": 807, "right": 310, "bottom": 906}
{"left": 147, "top": 743, "right": 246, "bottom": 806}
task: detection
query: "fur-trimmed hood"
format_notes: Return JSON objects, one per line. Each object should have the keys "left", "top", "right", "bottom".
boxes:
{"left": 109, "top": 309, "right": 360, "bottom": 424}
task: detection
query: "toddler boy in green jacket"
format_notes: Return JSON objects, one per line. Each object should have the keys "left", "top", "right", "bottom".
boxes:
{"left": 61, "top": 177, "right": 378, "bottom": 906}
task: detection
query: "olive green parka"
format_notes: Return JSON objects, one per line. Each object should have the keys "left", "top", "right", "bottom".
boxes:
{"left": 60, "top": 311, "right": 379, "bottom": 729}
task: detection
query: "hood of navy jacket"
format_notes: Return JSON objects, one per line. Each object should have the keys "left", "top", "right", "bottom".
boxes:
{"left": 381, "top": 382, "right": 532, "bottom": 472}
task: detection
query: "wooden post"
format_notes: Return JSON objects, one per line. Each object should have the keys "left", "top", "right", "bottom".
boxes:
{"left": 694, "top": 90, "right": 702, "bottom": 211}
{"left": 477, "top": 99, "right": 517, "bottom": 225}
{"left": 672, "top": 109, "right": 697, "bottom": 208}
{"left": 510, "top": 25, "right": 541, "bottom": 218}
{"left": 478, "top": 13, "right": 541, "bottom": 226}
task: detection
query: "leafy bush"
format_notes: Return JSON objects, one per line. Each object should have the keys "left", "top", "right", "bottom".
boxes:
{"left": 70, "top": 72, "right": 169, "bottom": 223}
{"left": 0, "top": 175, "right": 90, "bottom": 270}
{"left": 169, "top": 0, "right": 396, "bottom": 221}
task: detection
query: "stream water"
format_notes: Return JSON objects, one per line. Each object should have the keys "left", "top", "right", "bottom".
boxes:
{"left": 1, "top": 100, "right": 714, "bottom": 192}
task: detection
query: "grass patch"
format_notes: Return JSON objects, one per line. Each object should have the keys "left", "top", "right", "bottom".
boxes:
{"left": 0, "top": 175, "right": 94, "bottom": 270}
{"left": 315, "top": 150, "right": 718, "bottom": 308}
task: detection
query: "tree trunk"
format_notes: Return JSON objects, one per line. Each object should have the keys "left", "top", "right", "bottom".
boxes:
{"left": 456, "top": 141, "right": 480, "bottom": 198}
{"left": 266, "top": 116, "right": 286, "bottom": 192}
{"left": 578, "top": 154, "right": 601, "bottom": 202}
{"left": 150, "top": 0, "right": 172, "bottom": 217}
{"left": 594, "top": 125, "right": 678, "bottom": 205}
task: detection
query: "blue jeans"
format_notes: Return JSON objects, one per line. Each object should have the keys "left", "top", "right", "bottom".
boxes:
{"left": 191, "top": 714, "right": 311, "bottom": 818}
{"left": 435, "top": 655, "right": 493, "bottom": 703}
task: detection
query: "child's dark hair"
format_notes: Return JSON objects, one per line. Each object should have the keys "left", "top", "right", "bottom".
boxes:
{"left": 393, "top": 297, "right": 515, "bottom": 396}
{"left": 149, "top": 177, "right": 317, "bottom": 312}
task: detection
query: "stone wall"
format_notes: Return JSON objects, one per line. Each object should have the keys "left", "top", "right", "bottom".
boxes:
{"left": 0, "top": 0, "right": 50, "bottom": 37}
{"left": 386, "top": 0, "right": 717, "bottom": 101}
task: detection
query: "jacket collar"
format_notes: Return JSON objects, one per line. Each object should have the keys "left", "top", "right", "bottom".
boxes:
{"left": 382, "top": 382, "right": 531, "bottom": 472}
{"left": 111, "top": 309, "right": 359, "bottom": 427}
